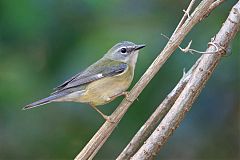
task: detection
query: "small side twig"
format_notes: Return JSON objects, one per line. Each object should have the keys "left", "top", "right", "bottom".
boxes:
{"left": 210, "top": 0, "right": 225, "bottom": 10}
{"left": 172, "top": 0, "right": 196, "bottom": 35}
{"left": 179, "top": 41, "right": 220, "bottom": 54}
{"left": 161, "top": 33, "right": 220, "bottom": 54}
{"left": 203, "top": 0, "right": 225, "bottom": 18}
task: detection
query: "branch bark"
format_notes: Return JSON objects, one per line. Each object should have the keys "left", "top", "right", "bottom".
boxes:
{"left": 131, "top": 1, "right": 240, "bottom": 159}
{"left": 74, "top": 0, "right": 216, "bottom": 159}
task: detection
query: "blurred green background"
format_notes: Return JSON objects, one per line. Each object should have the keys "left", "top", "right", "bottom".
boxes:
{"left": 0, "top": 0, "right": 239, "bottom": 159}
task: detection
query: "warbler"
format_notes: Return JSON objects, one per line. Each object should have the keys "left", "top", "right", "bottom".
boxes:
{"left": 24, "top": 41, "right": 145, "bottom": 121}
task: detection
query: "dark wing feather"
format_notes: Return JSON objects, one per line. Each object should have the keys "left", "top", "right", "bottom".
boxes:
{"left": 53, "top": 72, "right": 83, "bottom": 91}
{"left": 52, "top": 60, "right": 128, "bottom": 94}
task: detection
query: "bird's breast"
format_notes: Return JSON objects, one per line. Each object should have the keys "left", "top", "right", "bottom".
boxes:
{"left": 79, "top": 66, "right": 134, "bottom": 106}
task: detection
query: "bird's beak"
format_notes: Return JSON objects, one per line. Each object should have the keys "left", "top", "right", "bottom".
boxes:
{"left": 134, "top": 44, "right": 146, "bottom": 51}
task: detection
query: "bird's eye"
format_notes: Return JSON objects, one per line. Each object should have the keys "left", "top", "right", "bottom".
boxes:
{"left": 120, "top": 48, "right": 127, "bottom": 54}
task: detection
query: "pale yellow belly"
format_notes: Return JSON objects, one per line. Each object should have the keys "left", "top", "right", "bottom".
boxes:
{"left": 78, "top": 74, "right": 132, "bottom": 106}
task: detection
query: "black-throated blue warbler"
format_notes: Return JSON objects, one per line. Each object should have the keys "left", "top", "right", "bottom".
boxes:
{"left": 24, "top": 41, "right": 145, "bottom": 122}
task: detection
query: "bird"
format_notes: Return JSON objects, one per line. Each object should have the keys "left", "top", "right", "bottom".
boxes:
{"left": 23, "top": 41, "right": 145, "bottom": 122}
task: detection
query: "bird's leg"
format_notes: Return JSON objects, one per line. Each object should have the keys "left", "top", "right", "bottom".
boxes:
{"left": 109, "top": 91, "right": 136, "bottom": 103}
{"left": 120, "top": 91, "right": 133, "bottom": 103}
{"left": 89, "top": 104, "right": 115, "bottom": 123}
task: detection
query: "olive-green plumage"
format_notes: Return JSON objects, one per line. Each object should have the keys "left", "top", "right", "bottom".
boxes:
{"left": 24, "top": 41, "right": 145, "bottom": 121}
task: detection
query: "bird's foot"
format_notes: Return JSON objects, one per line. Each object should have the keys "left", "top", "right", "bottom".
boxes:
{"left": 89, "top": 104, "right": 115, "bottom": 123}
{"left": 122, "top": 91, "right": 138, "bottom": 103}
{"left": 102, "top": 115, "right": 116, "bottom": 123}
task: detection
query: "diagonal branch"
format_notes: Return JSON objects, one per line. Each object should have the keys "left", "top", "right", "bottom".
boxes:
{"left": 131, "top": 1, "right": 240, "bottom": 159}
{"left": 74, "top": 0, "right": 216, "bottom": 159}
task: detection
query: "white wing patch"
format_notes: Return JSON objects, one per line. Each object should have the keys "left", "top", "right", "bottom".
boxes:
{"left": 96, "top": 73, "right": 103, "bottom": 78}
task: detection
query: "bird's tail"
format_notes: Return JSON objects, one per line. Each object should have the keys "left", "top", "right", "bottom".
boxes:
{"left": 23, "top": 93, "right": 67, "bottom": 110}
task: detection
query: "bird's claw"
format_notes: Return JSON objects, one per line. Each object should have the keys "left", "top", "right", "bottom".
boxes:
{"left": 123, "top": 91, "right": 138, "bottom": 103}
{"left": 103, "top": 115, "right": 116, "bottom": 123}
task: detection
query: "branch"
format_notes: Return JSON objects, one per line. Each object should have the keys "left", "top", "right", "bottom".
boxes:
{"left": 116, "top": 58, "right": 201, "bottom": 160}
{"left": 131, "top": 1, "right": 240, "bottom": 159}
{"left": 74, "top": 0, "right": 216, "bottom": 159}
{"left": 161, "top": 34, "right": 221, "bottom": 55}
{"left": 172, "top": 0, "right": 196, "bottom": 35}
{"left": 203, "top": 0, "right": 225, "bottom": 19}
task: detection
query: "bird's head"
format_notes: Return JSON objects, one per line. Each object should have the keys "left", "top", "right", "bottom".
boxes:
{"left": 104, "top": 41, "right": 145, "bottom": 66}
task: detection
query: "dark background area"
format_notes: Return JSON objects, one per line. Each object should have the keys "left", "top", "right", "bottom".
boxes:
{"left": 0, "top": 0, "right": 239, "bottom": 159}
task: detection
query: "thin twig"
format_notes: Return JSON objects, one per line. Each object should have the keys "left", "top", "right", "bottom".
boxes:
{"left": 179, "top": 41, "right": 220, "bottom": 54}
{"left": 161, "top": 34, "right": 220, "bottom": 54}
{"left": 210, "top": 0, "right": 225, "bottom": 10}
{"left": 74, "top": 0, "right": 216, "bottom": 159}
{"left": 116, "top": 58, "right": 201, "bottom": 160}
{"left": 172, "top": 0, "right": 196, "bottom": 35}
{"left": 203, "top": 0, "right": 225, "bottom": 19}
{"left": 131, "top": 1, "right": 240, "bottom": 159}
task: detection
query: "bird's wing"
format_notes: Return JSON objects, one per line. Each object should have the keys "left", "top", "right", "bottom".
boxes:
{"left": 53, "top": 71, "right": 83, "bottom": 91}
{"left": 52, "top": 59, "right": 128, "bottom": 94}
